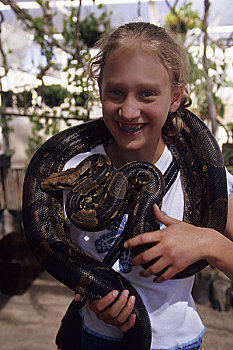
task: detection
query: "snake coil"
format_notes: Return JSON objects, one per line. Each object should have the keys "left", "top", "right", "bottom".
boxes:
{"left": 23, "top": 109, "right": 228, "bottom": 350}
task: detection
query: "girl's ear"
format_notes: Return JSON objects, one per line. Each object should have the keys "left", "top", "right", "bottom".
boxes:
{"left": 98, "top": 80, "right": 103, "bottom": 102}
{"left": 169, "top": 84, "right": 184, "bottom": 113}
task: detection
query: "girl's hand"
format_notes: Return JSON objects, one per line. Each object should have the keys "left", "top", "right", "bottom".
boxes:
{"left": 75, "top": 290, "right": 136, "bottom": 332}
{"left": 124, "top": 204, "right": 212, "bottom": 282}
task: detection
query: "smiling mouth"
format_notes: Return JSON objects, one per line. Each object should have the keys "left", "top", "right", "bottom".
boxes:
{"left": 118, "top": 123, "right": 144, "bottom": 133}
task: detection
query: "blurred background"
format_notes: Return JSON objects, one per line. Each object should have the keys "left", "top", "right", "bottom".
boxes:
{"left": 0, "top": 1, "right": 233, "bottom": 349}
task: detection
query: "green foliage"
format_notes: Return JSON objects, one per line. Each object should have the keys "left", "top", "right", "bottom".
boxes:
{"left": 213, "top": 94, "right": 225, "bottom": 118}
{"left": 222, "top": 142, "right": 233, "bottom": 174}
{"left": 1, "top": 91, "right": 13, "bottom": 108}
{"left": 16, "top": 91, "right": 32, "bottom": 108}
{"left": 79, "top": 5, "right": 112, "bottom": 47}
{"left": 39, "top": 85, "right": 68, "bottom": 108}
{"left": 165, "top": 1, "right": 231, "bottom": 124}
{"left": 227, "top": 123, "right": 233, "bottom": 132}
{"left": 0, "top": 1, "right": 112, "bottom": 158}
{"left": 188, "top": 41, "right": 228, "bottom": 120}
{"left": 165, "top": 2, "right": 201, "bottom": 34}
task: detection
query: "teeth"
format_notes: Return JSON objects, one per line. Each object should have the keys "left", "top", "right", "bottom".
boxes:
{"left": 119, "top": 124, "right": 143, "bottom": 133}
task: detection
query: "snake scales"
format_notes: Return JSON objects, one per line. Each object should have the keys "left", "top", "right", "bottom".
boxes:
{"left": 22, "top": 109, "right": 228, "bottom": 350}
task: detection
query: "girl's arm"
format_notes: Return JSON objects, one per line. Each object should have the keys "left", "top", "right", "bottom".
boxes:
{"left": 206, "top": 191, "right": 233, "bottom": 281}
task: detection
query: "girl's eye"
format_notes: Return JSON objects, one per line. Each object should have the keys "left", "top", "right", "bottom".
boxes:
{"left": 107, "top": 89, "right": 123, "bottom": 100}
{"left": 142, "top": 91, "right": 154, "bottom": 97}
{"left": 110, "top": 90, "right": 122, "bottom": 96}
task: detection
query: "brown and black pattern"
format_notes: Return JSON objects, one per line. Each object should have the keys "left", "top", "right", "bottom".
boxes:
{"left": 22, "top": 109, "right": 228, "bottom": 350}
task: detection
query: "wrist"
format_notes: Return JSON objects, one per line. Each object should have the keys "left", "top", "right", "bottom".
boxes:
{"left": 194, "top": 227, "right": 216, "bottom": 262}
{"left": 203, "top": 228, "right": 222, "bottom": 262}
{"left": 205, "top": 229, "right": 231, "bottom": 268}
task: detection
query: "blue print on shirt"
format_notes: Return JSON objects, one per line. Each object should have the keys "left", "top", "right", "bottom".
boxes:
{"left": 95, "top": 210, "right": 166, "bottom": 273}
{"left": 95, "top": 214, "right": 133, "bottom": 273}
{"left": 119, "top": 247, "right": 133, "bottom": 273}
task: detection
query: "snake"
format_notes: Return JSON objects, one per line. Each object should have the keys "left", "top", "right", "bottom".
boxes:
{"left": 22, "top": 108, "right": 228, "bottom": 350}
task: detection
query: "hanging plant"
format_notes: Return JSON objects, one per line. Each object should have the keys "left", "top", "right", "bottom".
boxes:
{"left": 79, "top": 13, "right": 102, "bottom": 47}
{"left": 38, "top": 85, "right": 68, "bottom": 108}
{"left": 16, "top": 91, "right": 32, "bottom": 108}
{"left": 74, "top": 91, "right": 89, "bottom": 107}
{"left": 1, "top": 91, "right": 13, "bottom": 107}
{"left": 80, "top": 26, "right": 101, "bottom": 47}
{"left": 79, "top": 6, "right": 111, "bottom": 47}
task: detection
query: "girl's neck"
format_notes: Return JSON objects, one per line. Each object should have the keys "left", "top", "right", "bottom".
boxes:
{"left": 105, "top": 139, "right": 165, "bottom": 168}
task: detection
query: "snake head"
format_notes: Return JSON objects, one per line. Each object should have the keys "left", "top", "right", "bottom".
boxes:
{"left": 40, "top": 168, "right": 78, "bottom": 191}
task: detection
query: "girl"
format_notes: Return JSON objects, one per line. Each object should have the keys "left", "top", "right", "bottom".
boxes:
{"left": 62, "top": 22, "right": 233, "bottom": 350}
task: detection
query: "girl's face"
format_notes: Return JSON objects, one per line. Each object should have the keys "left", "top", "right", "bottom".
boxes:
{"left": 99, "top": 47, "right": 182, "bottom": 165}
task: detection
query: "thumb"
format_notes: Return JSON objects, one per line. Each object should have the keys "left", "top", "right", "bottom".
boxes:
{"left": 153, "top": 204, "right": 179, "bottom": 227}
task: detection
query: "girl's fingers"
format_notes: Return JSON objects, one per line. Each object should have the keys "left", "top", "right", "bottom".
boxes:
{"left": 153, "top": 265, "right": 178, "bottom": 283}
{"left": 108, "top": 292, "right": 136, "bottom": 331}
{"left": 119, "top": 313, "right": 137, "bottom": 332}
{"left": 124, "top": 230, "right": 161, "bottom": 249}
{"left": 137, "top": 253, "right": 170, "bottom": 277}
{"left": 153, "top": 204, "right": 179, "bottom": 226}
{"left": 114, "top": 295, "right": 136, "bottom": 324}
{"left": 89, "top": 289, "right": 136, "bottom": 332}
{"left": 123, "top": 205, "right": 167, "bottom": 249}
{"left": 104, "top": 290, "right": 130, "bottom": 319}
{"left": 89, "top": 290, "right": 119, "bottom": 312}
{"left": 131, "top": 244, "right": 160, "bottom": 266}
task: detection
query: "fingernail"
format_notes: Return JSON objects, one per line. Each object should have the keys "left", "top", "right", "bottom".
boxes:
{"left": 112, "top": 290, "right": 119, "bottom": 297}
{"left": 124, "top": 241, "right": 128, "bottom": 249}
{"left": 123, "top": 290, "right": 129, "bottom": 298}
{"left": 130, "top": 295, "right": 135, "bottom": 304}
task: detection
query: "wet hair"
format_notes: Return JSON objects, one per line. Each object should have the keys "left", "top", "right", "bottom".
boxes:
{"left": 89, "top": 22, "right": 192, "bottom": 136}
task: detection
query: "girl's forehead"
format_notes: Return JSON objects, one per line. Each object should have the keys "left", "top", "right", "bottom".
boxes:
{"left": 103, "top": 44, "right": 175, "bottom": 86}
{"left": 106, "top": 45, "right": 160, "bottom": 65}
{"left": 102, "top": 47, "right": 171, "bottom": 87}
{"left": 104, "top": 46, "right": 169, "bottom": 78}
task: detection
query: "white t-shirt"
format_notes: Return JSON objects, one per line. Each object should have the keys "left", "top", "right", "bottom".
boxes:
{"left": 63, "top": 144, "right": 233, "bottom": 350}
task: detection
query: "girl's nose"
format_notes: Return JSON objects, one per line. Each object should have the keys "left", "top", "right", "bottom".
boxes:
{"left": 119, "top": 96, "right": 140, "bottom": 120}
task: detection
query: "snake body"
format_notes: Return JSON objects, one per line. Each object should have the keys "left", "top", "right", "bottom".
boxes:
{"left": 22, "top": 109, "right": 228, "bottom": 350}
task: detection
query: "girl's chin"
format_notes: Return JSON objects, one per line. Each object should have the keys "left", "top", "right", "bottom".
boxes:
{"left": 114, "top": 141, "right": 145, "bottom": 153}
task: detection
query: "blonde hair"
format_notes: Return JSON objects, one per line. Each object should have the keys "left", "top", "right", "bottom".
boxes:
{"left": 89, "top": 22, "right": 192, "bottom": 136}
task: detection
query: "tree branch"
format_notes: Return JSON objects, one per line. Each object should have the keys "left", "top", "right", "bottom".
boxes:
{"left": 165, "top": 0, "right": 180, "bottom": 11}
{"left": 0, "top": 11, "right": 8, "bottom": 78}
{"left": 0, "top": 0, "right": 79, "bottom": 59}
{"left": 75, "top": 0, "right": 82, "bottom": 52}
{"left": 202, "top": 0, "right": 217, "bottom": 134}
{"left": 0, "top": 0, "right": 32, "bottom": 22}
